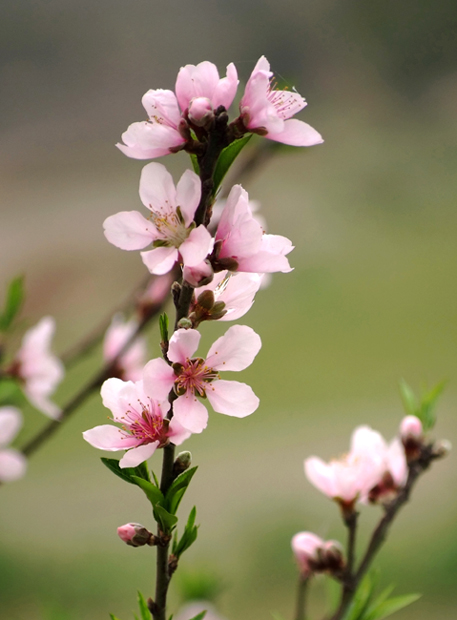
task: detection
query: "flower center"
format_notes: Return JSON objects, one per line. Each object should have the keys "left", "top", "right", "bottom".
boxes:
{"left": 173, "top": 357, "right": 220, "bottom": 397}
{"left": 121, "top": 400, "right": 167, "bottom": 445}
{"left": 150, "top": 205, "right": 190, "bottom": 248}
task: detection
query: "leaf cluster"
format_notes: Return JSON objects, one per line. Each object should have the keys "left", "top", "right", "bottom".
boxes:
{"left": 399, "top": 378, "right": 445, "bottom": 431}
{"left": 0, "top": 276, "right": 24, "bottom": 333}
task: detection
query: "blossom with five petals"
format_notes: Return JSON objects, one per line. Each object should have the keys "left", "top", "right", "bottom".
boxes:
{"left": 0, "top": 407, "right": 27, "bottom": 483}
{"left": 239, "top": 56, "right": 323, "bottom": 147}
{"left": 103, "top": 163, "right": 213, "bottom": 275}
{"left": 143, "top": 325, "right": 262, "bottom": 433}
{"left": 83, "top": 377, "right": 191, "bottom": 468}
{"left": 13, "top": 317, "right": 64, "bottom": 419}
{"left": 117, "top": 61, "right": 238, "bottom": 160}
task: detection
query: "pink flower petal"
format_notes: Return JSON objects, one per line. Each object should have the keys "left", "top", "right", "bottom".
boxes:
{"left": 168, "top": 418, "right": 192, "bottom": 446}
{"left": 141, "top": 246, "right": 178, "bottom": 275}
{"left": 206, "top": 379, "right": 259, "bottom": 417}
{"left": 142, "top": 358, "right": 176, "bottom": 401}
{"left": 168, "top": 329, "right": 201, "bottom": 365}
{"left": 139, "top": 163, "right": 177, "bottom": 212}
{"left": 117, "top": 122, "right": 184, "bottom": 160}
{"left": 0, "top": 407, "right": 22, "bottom": 447}
{"left": 173, "top": 394, "right": 209, "bottom": 433}
{"left": 142, "top": 89, "right": 181, "bottom": 127}
{"left": 176, "top": 169, "right": 201, "bottom": 226}
{"left": 119, "top": 442, "right": 159, "bottom": 468}
{"left": 0, "top": 449, "right": 27, "bottom": 483}
{"left": 304, "top": 457, "right": 337, "bottom": 498}
{"left": 267, "top": 119, "right": 323, "bottom": 147}
{"left": 206, "top": 325, "right": 261, "bottom": 371}
{"left": 212, "top": 62, "right": 239, "bottom": 109}
{"left": 175, "top": 61, "right": 220, "bottom": 111}
{"left": 101, "top": 378, "right": 143, "bottom": 422}
{"left": 103, "top": 211, "right": 156, "bottom": 251}
{"left": 180, "top": 225, "right": 213, "bottom": 267}
{"left": 83, "top": 425, "right": 139, "bottom": 451}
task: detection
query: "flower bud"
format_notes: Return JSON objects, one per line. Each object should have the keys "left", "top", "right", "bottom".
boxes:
{"left": 400, "top": 415, "right": 423, "bottom": 440}
{"left": 177, "top": 317, "right": 193, "bottom": 330}
{"left": 173, "top": 451, "right": 192, "bottom": 475}
{"left": 117, "top": 523, "right": 154, "bottom": 547}
{"left": 188, "top": 97, "right": 214, "bottom": 127}
{"left": 292, "top": 532, "right": 345, "bottom": 578}
{"left": 183, "top": 261, "right": 214, "bottom": 287}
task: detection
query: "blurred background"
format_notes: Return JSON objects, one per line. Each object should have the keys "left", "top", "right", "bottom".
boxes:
{"left": 1, "top": 0, "right": 456, "bottom": 618}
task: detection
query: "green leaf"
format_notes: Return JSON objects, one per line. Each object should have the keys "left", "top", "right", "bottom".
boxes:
{"left": 212, "top": 134, "right": 252, "bottom": 196}
{"left": 0, "top": 378, "right": 24, "bottom": 407}
{"left": 151, "top": 469, "right": 160, "bottom": 487}
{"left": 343, "top": 573, "right": 376, "bottom": 620}
{"left": 420, "top": 381, "right": 446, "bottom": 431}
{"left": 159, "top": 312, "right": 169, "bottom": 344}
{"left": 101, "top": 458, "right": 152, "bottom": 486}
{"left": 153, "top": 504, "right": 178, "bottom": 534}
{"left": 399, "top": 379, "right": 418, "bottom": 417}
{"left": 131, "top": 476, "right": 164, "bottom": 507}
{"left": 364, "top": 594, "right": 421, "bottom": 620}
{"left": 189, "top": 154, "right": 200, "bottom": 175}
{"left": 187, "top": 613, "right": 206, "bottom": 620}
{"left": 0, "top": 276, "right": 24, "bottom": 332}
{"left": 165, "top": 466, "right": 198, "bottom": 514}
{"left": 137, "top": 591, "right": 150, "bottom": 620}
{"left": 271, "top": 614, "right": 286, "bottom": 620}
{"left": 173, "top": 506, "right": 198, "bottom": 558}
{"left": 109, "top": 615, "right": 122, "bottom": 620}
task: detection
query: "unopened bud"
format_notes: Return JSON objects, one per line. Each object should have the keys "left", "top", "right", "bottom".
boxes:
{"left": 173, "top": 451, "right": 192, "bottom": 475}
{"left": 188, "top": 97, "right": 214, "bottom": 127}
{"left": 177, "top": 317, "right": 192, "bottom": 330}
{"left": 320, "top": 541, "right": 345, "bottom": 574}
{"left": 432, "top": 439, "right": 452, "bottom": 458}
{"left": 183, "top": 261, "right": 214, "bottom": 287}
{"left": 117, "top": 523, "right": 154, "bottom": 547}
{"left": 400, "top": 415, "right": 423, "bottom": 440}
{"left": 196, "top": 290, "right": 215, "bottom": 311}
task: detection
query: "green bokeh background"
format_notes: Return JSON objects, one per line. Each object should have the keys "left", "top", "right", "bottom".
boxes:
{"left": 1, "top": 1, "right": 456, "bottom": 619}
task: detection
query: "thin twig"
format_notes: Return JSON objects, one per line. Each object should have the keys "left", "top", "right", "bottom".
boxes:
{"left": 295, "top": 576, "right": 309, "bottom": 620}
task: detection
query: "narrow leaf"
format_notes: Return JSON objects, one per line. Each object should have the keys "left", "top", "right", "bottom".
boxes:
{"left": 399, "top": 379, "right": 417, "bottom": 417}
{"left": 101, "top": 458, "right": 152, "bottom": 486}
{"left": 212, "top": 134, "right": 252, "bottom": 196}
{"left": 0, "top": 276, "right": 24, "bottom": 331}
{"left": 109, "top": 615, "right": 122, "bottom": 620}
{"left": 365, "top": 594, "right": 421, "bottom": 620}
{"left": 131, "top": 476, "right": 164, "bottom": 506}
{"left": 343, "top": 573, "right": 375, "bottom": 620}
{"left": 137, "top": 591, "right": 150, "bottom": 620}
{"left": 165, "top": 466, "right": 198, "bottom": 514}
{"left": 189, "top": 154, "right": 200, "bottom": 175}
{"left": 159, "top": 313, "right": 169, "bottom": 344}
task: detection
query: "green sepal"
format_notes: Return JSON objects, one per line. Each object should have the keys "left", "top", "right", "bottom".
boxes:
{"left": 165, "top": 466, "right": 198, "bottom": 514}
{"left": 364, "top": 593, "right": 421, "bottom": 620}
{"left": 212, "top": 134, "right": 252, "bottom": 196}
{"left": 137, "top": 591, "right": 150, "bottom": 620}
{"left": 190, "top": 154, "right": 200, "bottom": 175}
{"left": 159, "top": 313, "right": 169, "bottom": 345}
{"left": 131, "top": 476, "right": 164, "bottom": 507}
{"left": 188, "top": 613, "right": 206, "bottom": 620}
{"left": 153, "top": 504, "right": 178, "bottom": 534}
{"left": 100, "top": 458, "right": 150, "bottom": 485}
{"left": 172, "top": 506, "right": 198, "bottom": 558}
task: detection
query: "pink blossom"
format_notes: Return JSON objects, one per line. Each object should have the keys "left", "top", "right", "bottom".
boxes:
{"left": 194, "top": 271, "right": 263, "bottom": 321}
{"left": 83, "top": 377, "right": 191, "bottom": 468}
{"left": 143, "top": 325, "right": 261, "bottom": 433}
{"left": 305, "top": 425, "right": 408, "bottom": 507}
{"left": 103, "top": 163, "right": 213, "bottom": 275}
{"left": 239, "top": 56, "right": 323, "bottom": 147}
{"left": 0, "top": 407, "right": 27, "bottom": 483}
{"left": 213, "top": 184, "right": 293, "bottom": 274}
{"left": 292, "top": 532, "right": 344, "bottom": 577}
{"left": 117, "top": 62, "right": 238, "bottom": 160}
{"left": 103, "top": 315, "right": 147, "bottom": 382}
{"left": 14, "top": 317, "right": 64, "bottom": 419}
{"left": 400, "top": 415, "right": 423, "bottom": 441}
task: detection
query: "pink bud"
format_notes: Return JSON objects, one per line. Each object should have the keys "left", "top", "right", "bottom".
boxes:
{"left": 291, "top": 532, "right": 323, "bottom": 576}
{"left": 188, "top": 97, "right": 214, "bottom": 127}
{"left": 183, "top": 260, "right": 214, "bottom": 287}
{"left": 117, "top": 523, "right": 153, "bottom": 547}
{"left": 400, "top": 415, "right": 423, "bottom": 440}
